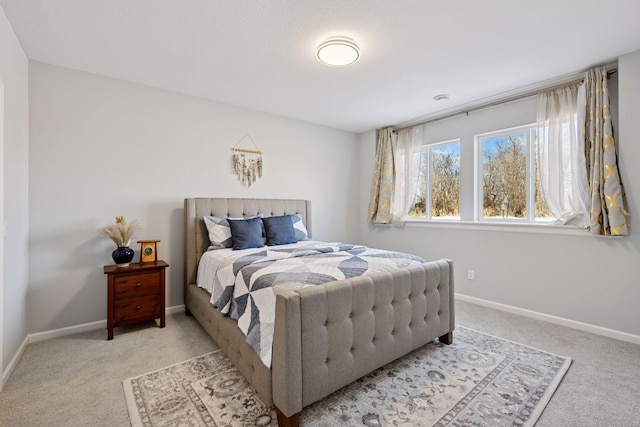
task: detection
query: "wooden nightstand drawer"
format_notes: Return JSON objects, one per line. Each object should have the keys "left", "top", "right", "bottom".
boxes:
{"left": 114, "top": 272, "right": 160, "bottom": 299}
{"left": 114, "top": 295, "right": 161, "bottom": 322}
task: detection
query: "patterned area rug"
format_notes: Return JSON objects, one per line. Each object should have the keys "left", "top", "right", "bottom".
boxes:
{"left": 123, "top": 326, "right": 570, "bottom": 426}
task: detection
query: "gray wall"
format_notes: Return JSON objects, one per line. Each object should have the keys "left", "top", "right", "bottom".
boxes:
{"left": 27, "top": 61, "right": 360, "bottom": 334}
{"left": 0, "top": 7, "right": 29, "bottom": 376}
{"left": 357, "top": 51, "right": 640, "bottom": 338}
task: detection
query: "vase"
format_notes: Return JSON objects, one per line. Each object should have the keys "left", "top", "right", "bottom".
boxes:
{"left": 112, "top": 246, "right": 135, "bottom": 267}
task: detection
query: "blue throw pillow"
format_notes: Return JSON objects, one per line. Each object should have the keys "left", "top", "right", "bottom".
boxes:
{"left": 227, "top": 217, "right": 264, "bottom": 250}
{"left": 262, "top": 215, "right": 297, "bottom": 246}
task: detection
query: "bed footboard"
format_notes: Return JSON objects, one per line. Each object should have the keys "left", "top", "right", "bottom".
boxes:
{"left": 272, "top": 258, "right": 454, "bottom": 419}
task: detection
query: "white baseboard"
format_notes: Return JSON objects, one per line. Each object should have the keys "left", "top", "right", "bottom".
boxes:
{"left": 456, "top": 293, "right": 640, "bottom": 346}
{"left": 1, "top": 304, "right": 186, "bottom": 388}
{"left": 28, "top": 319, "right": 107, "bottom": 344}
{"left": 166, "top": 304, "right": 186, "bottom": 315}
{"left": 1, "top": 335, "right": 28, "bottom": 389}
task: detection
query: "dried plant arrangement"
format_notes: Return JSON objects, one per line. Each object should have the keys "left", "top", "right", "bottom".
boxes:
{"left": 232, "top": 148, "right": 263, "bottom": 187}
{"left": 102, "top": 216, "right": 140, "bottom": 247}
{"left": 231, "top": 133, "right": 263, "bottom": 187}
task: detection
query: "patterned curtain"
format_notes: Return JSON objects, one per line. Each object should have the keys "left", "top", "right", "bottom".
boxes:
{"left": 582, "top": 67, "right": 630, "bottom": 236}
{"left": 368, "top": 127, "right": 396, "bottom": 224}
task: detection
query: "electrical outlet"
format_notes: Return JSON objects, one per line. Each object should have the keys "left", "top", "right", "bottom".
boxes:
{"left": 467, "top": 270, "right": 475, "bottom": 280}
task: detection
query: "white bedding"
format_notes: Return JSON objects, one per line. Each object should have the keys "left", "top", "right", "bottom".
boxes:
{"left": 196, "top": 240, "right": 320, "bottom": 295}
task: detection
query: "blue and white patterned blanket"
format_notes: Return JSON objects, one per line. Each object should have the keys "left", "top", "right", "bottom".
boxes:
{"left": 209, "top": 242, "right": 425, "bottom": 368}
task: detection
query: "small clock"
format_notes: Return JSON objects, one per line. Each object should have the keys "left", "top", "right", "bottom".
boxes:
{"left": 137, "top": 239, "right": 160, "bottom": 263}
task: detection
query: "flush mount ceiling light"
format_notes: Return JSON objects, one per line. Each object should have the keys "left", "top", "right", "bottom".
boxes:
{"left": 433, "top": 94, "right": 451, "bottom": 101}
{"left": 316, "top": 37, "right": 360, "bottom": 67}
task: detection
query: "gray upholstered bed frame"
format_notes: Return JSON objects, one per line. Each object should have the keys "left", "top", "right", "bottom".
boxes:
{"left": 184, "top": 198, "right": 455, "bottom": 427}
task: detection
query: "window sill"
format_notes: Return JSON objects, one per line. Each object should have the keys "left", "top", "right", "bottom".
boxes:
{"left": 400, "top": 218, "right": 617, "bottom": 237}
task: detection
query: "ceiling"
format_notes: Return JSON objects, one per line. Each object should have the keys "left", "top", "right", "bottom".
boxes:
{"left": 2, "top": 1, "right": 640, "bottom": 134}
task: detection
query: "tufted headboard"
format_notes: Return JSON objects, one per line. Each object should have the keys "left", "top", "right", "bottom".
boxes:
{"left": 183, "top": 198, "right": 312, "bottom": 289}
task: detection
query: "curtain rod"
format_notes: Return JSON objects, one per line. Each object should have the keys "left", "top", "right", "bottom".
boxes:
{"left": 391, "top": 65, "right": 617, "bottom": 133}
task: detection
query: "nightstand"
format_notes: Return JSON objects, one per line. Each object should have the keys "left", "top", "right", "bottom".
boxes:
{"left": 103, "top": 260, "right": 169, "bottom": 340}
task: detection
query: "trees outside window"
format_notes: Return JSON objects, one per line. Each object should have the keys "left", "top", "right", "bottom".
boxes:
{"left": 409, "top": 140, "right": 460, "bottom": 219}
{"left": 403, "top": 123, "right": 552, "bottom": 224}
{"left": 481, "top": 131, "right": 527, "bottom": 218}
{"left": 477, "top": 126, "right": 551, "bottom": 222}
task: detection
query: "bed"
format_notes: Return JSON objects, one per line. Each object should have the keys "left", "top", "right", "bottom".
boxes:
{"left": 184, "top": 198, "right": 455, "bottom": 427}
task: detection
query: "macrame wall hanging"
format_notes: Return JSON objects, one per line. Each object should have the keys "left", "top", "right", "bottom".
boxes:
{"left": 231, "top": 133, "right": 263, "bottom": 187}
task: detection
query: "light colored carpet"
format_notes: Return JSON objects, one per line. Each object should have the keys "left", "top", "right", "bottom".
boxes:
{"left": 1, "top": 300, "right": 639, "bottom": 427}
{"left": 123, "top": 326, "right": 570, "bottom": 426}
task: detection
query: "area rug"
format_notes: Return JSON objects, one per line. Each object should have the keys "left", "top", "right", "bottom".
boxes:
{"left": 123, "top": 326, "right": 570, "bottom": 426}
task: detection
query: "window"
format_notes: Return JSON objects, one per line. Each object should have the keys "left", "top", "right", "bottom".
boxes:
{"left": 409, "top": 140, "right": 460, "bottom": 219}
{"left": 395, "top": 79, "right": 619, "bottom": 229}
{"left": 476, "top": 125, "right": 552, "bottom": 222}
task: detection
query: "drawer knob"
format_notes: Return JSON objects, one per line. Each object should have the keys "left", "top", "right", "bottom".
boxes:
{"left": 136, "top": 305, "right": 141, "bottom": 311}
{"left": 136, "top": 283, "right": 141, "bottom": 288}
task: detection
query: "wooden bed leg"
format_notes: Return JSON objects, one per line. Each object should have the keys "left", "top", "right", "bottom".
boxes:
{"left": 439, "top": 331, "right": 453, "bottom": 345}
{"left": 275, "top": 406, "right": 300, "bottom": 427}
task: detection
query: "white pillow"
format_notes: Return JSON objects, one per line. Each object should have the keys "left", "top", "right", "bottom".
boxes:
{"left": 203, "top": 216, "right": 233, "bottom": 249}
{"left": 291, "top": 214, "right": 310, "bottom": 240}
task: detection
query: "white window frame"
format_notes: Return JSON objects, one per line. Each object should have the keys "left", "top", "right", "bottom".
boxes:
{"left": 412, "top": 138, "right": 461, "bottom": 221}
{"left": 474, "top": 124, "right": 550, "bottom": 224}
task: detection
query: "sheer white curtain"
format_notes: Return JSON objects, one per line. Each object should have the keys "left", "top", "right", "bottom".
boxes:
{"left": 392, "top": 126, "right": 422, "bottom": 222}
{"left": 536, "top": 84, "right": 590, "bottom": 227}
